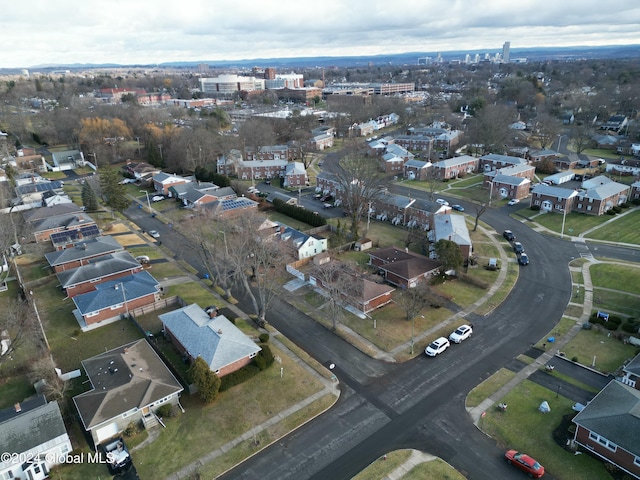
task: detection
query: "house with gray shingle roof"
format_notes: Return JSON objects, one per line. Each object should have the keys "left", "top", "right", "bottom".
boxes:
{"left": 620, "top": 352, "right": 640, "bottom": 390}
{"left": 403, "top": 158, "right": 432, "bottom": 181}
{"left": 45, "top": 235, "right": 123, "bottom": 272}
{"left": 433, "top": 214, "right": 473, "bottom": 258}
{"left": 56, "top": 251, "right": 142, "bottom": 298}
{"left": 488, "top": 174, "right": 531, "bottom": 201}
{"left": 478, "top": 153, "right": 528, "bottom": 172}
{"left": 29, "top": 211, "right": 97, "bottom": 243}
{"left": 74, "top": 339, "right": 183, "bottom": 445}
{"left": 72, "top": 271, "right": 161, "bottom": 329}
{"left": 0, "top": 396, "right": 72, "bottom": 480}
{"left": 529, "top": 184, "right": 579, "bottom": 213}
{"left": 276, "top": 225, "right": 328, "bottom": 259}
{"left": 368, "top": 246, "right": 441, "bottom": 289}
{"left": 574, "top": 176, "right": 630, "bottom": 215}
{"left": 572, "top": 380, "right": 640, "bottom": 478}
{"left": 159, "top": 304, "right": 261, "bottom": 377}
{"left": 432, "top": 155, "right": 478, "bottom": 179}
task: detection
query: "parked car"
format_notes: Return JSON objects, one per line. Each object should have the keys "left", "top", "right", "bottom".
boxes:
{"left": 507, "top": 198, "right": 520, "bottom": 206}
{"left": 518, "top": 252, "right": 530, "bottom": 265}
{"left": 151, "top": 195, "right": 165, "bottom": 202}
{"left": 487, "top": 258, "right": 499, "bottom": 271}
{"left": 452, "top": 204, "right": 465, "bottom": 211}
{"left": 425, "top": 337, "right": 450, "bottom": 356}
{"left": 148, "top": 230, "right": 160, "bottom": 238}
{"left": 449, "top": 325, "right": 473, "bottom": 343}
{"left": 135, "top": 255, "right": 150, "bottom": 264}
{"left": 503, "top": 230, "right": 515, "bottom": 241}
{"left": 513, "top": 241, "right": 524, "bottom": 254}
{"left": 101, "top": 437, "right": 133, "bottom": 475}
{"left": 504, "top": 450, "right": 545, "bottom": 478}
{"left": 323, "top": 203, "right": 334, "bottom": 209}
{"left": 436, "top": 198, "right": 449, "bottom": 206}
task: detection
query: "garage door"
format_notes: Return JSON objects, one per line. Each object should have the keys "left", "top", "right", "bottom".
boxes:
{"left": 96, "top": 423, "right": 119, "bottom": 443}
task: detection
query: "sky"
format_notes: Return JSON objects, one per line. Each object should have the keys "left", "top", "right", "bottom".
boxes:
{"left": 3, "top": 0, "right": 640, "bottom": 68}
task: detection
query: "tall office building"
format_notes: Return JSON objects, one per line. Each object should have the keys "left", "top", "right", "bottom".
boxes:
{"left": 502, "top": 41, "right": 510, "bottom": 63}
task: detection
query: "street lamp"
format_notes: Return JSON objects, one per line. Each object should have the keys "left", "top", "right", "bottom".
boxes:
{"left": 484, "top": 180, "right": 494, "bottom": 206}
{"left": 140, "top": 190, "right": 151, "bottom": 211}
{"left": 560, "top": 205, "right": 568, "bottom": 239}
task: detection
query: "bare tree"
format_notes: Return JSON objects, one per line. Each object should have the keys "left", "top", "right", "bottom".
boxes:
{"left": 534, "top": 112, "right": 562, "bottom": 149}
{"left": 0, "top": 298, "right": 42, "bottom": 365}
{"left": 28, "top": 355, "right": 70, "bottom": 404}
{"left": 310, "top": 260, "right": 357, "bottom": 331}
{"left": 570, "top": 124, "right": 595, "bottom": 154}
{"left": 465, "top": 104, "right": 514, "bottom": 155}
{"left": 333, "top": 155, "right": 386, "bottom": 240}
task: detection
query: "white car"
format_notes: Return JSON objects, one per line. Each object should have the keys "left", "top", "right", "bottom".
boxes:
{"left": 449, "top": 325, "right": 473, "bottom": 343}
{"left": 425, "top": 337, "right": 451, "bottom": 356}
{"left": 148, "top": 230, "right": 160, "bottom": 238}
{"left": 436, "top": 198, "right": 449, "bottom": 206}
{"left": 152, "top": 195, "right": 165, "bottom": 202}
{"left": 507, "top": 198, "right": 520, "bottom": 206}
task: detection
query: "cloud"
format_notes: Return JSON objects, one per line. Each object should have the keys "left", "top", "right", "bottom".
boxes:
{"left": 3, "top": 0, "right": 640, "bottom": 67}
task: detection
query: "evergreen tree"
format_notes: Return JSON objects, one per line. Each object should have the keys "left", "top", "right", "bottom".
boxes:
{"left": 188, "top": 357, "right": 221, "bottom": 404}
{"left": 81, "top": 180, "right": 99, "bottom": 211}
{"left": 99, "top": 167, "right": 130, "bottom": 213}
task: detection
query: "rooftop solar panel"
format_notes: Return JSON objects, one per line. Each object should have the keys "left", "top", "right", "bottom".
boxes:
{"left": 79, "top": 225, "right": 100, "bottom": 237}
{"left": 50, "top": 230, "right": 79, "bottom": 244}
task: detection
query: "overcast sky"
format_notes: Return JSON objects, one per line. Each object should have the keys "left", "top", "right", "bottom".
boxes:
{"left": 3, "top": 0, "right": 640, "bottom": 68}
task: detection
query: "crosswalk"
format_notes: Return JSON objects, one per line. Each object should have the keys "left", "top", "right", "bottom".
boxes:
{"left": 574, "top": 242, "right": 594, "bottom": 259}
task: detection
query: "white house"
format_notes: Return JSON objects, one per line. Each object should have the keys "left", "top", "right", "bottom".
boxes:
{"left": 276, "top": 225, "right": 328, "bottom": 259}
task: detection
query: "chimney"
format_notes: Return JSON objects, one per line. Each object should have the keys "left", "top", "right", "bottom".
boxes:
{"left": 208, "top": 307, "right": 218, "bottom": 319}
{"left": 14, "top": 403, "right": 21, "bottom": 413}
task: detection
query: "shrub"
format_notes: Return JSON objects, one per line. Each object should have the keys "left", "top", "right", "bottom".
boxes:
{"left": 611, "top": 206, "right": 622, "bottom": 214}
{"left": 632, "top": 198, "right": 640, "bottom": 206}
{"left": 124, "top": 421, "right": 140, "bottom": 437}
{"left": 620, "top": 202, "right": 631, "bottom": 209}
{"left": 530, "top": 205, "right": 541, "bottom": 211}
{"left": 606, "top": 209, "right": 617, "bottom": 215}
{"left": 254, "top": 354, "right": 267, "bottom": 370}
{"left": 219, "top": 364, "right": 261, "bottom": 392}
{"left": 259, "top": 333, "right": 270, "bottom": 343}
{"left": 258, "top": 344, "right": 275, "bottom": 367}
{"left": 571, "top": 356, "right": 579, "bottom": 363}
{"left": 156, "top": 404, "right": 172, "bottom": 418}
{"left": 622, "top": 321, "right": 640, "bottom": 334}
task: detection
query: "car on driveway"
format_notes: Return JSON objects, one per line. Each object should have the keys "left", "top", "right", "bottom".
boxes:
{"left": 436, "top": 198, "right": 449, "bottom": 206}
{"left": 504, "top": 450, "right": 545, "bottom": 478}
{"left": 507, "top": 198, "right": 520, "bottom": 206}
{"left": 518, "top": 252, "right": 530, "bottom": 265}
{"left": 425, "top": 337, "right": 450, "bottom": 356}
{"left": 148, "top": 230, "right": 160, "bottom": 238}
{"left": 503, "top": 230, "right": 515, "bottom": 241}
{"left": 152, "top": 195, "right": 165, "bottom": 202}
{"left": 449, "top": 325, "right": 473, "bottom": 343}
{"left": 451, "top": 204, "right": 464, "bottom": 211}
{"left": 513, "top": 241, "right": 524, "bottom": 254}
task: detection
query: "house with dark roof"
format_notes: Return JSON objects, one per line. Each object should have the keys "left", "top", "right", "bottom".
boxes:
{"left": 23, "top": 203, "right": 83, "bottom": 223}
{"left": 45, "top": 235, "right": 124, "bottom": 272}
{"left": 619, "top": 352, "right": 640, "bottom": 390}
{"left": 168, "top": 181, "right": 223, "bottom": 208}
{"left": 368, "top": 247, "right": 441, "bottom": 288}
{"left": 405, "top": 198, "right": 450, "bottom": 231}
{"left": 0, "top": 395, "right": 72, "bottom": 480}
{"left": 74, "top": 339, "right": 184, "bottom": 445}
{"left": 432, "top": 155, "right": 478, "bottom": 179}
{"left": 201, "top": 196, "right": 259, "bottom": 218}
{"left": 403, "top": 159, "right": 432, "bottom": 181}
{"left": 56, "top": 250, "right": 143, "bottom": 298}
{"left": 122, "top": 160, "right": 160, "bottom": 180}
{"left": 159, "top": 304, "right": 261, "bottom": 377}
{"left": 488, "top": 174, "right": 531, "bottom": 201}
{"left": 631, "top": 181, "right": 640, "bottom": 203}
{"left": 572, "top": 380, "right": 640, "bottom": 479}
{"left": 29, "top": 211, "right": 97, "bottom": 243}
{"left": 72, "top": 271, "right": 161, "bottom": 329}
{"left": 370, "top": 192, "right": 417, "bottom": 227}
{"left": 51, "top": 149, "right": 85, "bottom": 171}
{"left": 478, "top": 153, "right": 529, "bottom": 172}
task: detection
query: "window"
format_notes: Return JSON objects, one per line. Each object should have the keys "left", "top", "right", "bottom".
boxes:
{"left": 634, "top": 456, "right": 640, "bottom": 468}
{"left": 589, "top": 432, "right": 618, "bottom": 452}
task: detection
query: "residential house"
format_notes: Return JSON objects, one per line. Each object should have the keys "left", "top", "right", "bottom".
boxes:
{"left": 601, "top": 114, "right": 628, "bottom": 133}
{"left": 394, "top": 134, "right": 434, "bottom": 153}
{"left": 0, "top": 396, "right": 72, "bottom": 480}
{"left": 593, "top": 134, "right": 620, "bottom": 150}
{"left": 606, "top": 161, "right": 640, "bottom": 177}
{"left": 619, "top": 352, "right": 640, "bottom": 390}
{"left": 201, "top": 196, "right": 259, "bottom": 218}
{"left": 45, "top": 235, "right": 124, "bottom": 272}
{"left": 41, "top": 190, "right": 72, "bottom": 207}
{"left": 308, "top": 132, "right": 334, "bottom": 151}
{"left": 630, "top": 181, "right": 640, "bottom": 202}
{"left": 406, "top": 125, "right": 462, "bottom": 152}
{"left": 403, "top": 159, "right": 432, "bottom": 181}
{"left": 216, "top": 149, "right": 244, "bottom": 176}
{"left": 406, "top": 198, "right": 450, "bottom": 231}
{"left": 152, "top": 172, "right": 191, "bottom": 196}
{"left": 276, "top": 225, "right": 327, "bottom": 259}
{"left": 528, "top": 149, "right": 560, "bottom": 164}
{"left": 368, "top": 247, "right": 441, "bottom": 288}
{"left": 159, "top": 304, "right": 261, "bottom": 377}
{"left": 122, "top": 160, "right": 161, "bottom": 180}
{"left": 432, "top": 155, "right": 478, "bottom": 179}
{"left": 15, "top": 180, "right": 66, "bottom": 208}
{"left": 72, "top": 271, "right": 161, "bottom": 329}
{"left": 13, "top": 151, "right": 47, "bottom": 173}
{"left": 380, "top": 144, "right": 414, "bottom": 174}
{"left": 74, "top": 339, "right": 184, "bottom": 445}
{"left": 28, "top": 211, "right": 96, "bottom": 243}
{"left": 572, "top": 380, "right": 640, "bottom": 479}
{"left": 371, "top": 192, "right": 416, "bottom": 227}
{"left": 51, "top": 149, "right": 84, "bottom": 170}
{"left": 168, "top": 182, "right": 229, "bottom": 209}
{"left": 283, "top": 161, "right": 308, "bottom": 187}
{"left": 484, "top": 164, "right": 536, "bottom": 182}
{"left": 478, "top": 153, "right": 529, "bottom": 172}
{"left": 244, "top": 145, "right": 293, "bottom": 161}
{"left": 433, "top": 214, "right": 473, "bottom": 259}
{"left": 56, "top": 251, "right": 143, "bottom": 298}
{"left": 529, "top": 184, "right": 578, "bottom": 213}
{"left": 487, "top": 174, "right": 531, "bottom": 201}
{"left": 574, "top": 176, "right": 630, "bottom": 215}
{"left": 544, "top": 170, "right": 576, "bottom": 185}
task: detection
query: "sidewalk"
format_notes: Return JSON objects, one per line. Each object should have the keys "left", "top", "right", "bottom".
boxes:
{"left": 467, "top": 257, "right": 596, "bottom": 425}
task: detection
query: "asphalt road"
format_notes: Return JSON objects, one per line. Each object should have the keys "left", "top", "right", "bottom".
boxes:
{"left": 120, "top": 180, "right": 635, "bottom": 480}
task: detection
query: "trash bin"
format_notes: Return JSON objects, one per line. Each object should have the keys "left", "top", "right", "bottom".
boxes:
{"left": 204, "top": 274, "right": 209, "bottom": 280}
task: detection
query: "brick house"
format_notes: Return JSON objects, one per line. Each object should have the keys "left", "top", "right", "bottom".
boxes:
{"left": 489, "top": 174, "right": 531, "bottom": 201}
{"left": 572, "top": 380, "right": 640, "bottom": 479}
{"left": 45, "top": 235, "right": 124, "bottom": 272}
{"left": 529, "top": 184, "right": 578, "bottom": 213}
{"left": 619, "top": 352, "right": 640, "bottom": 390}
{"left": 573, "top": 176, "right": 630, "bottom": 215}
{"left": 630, "top": 181, "right": 640, "bottom": 202}
{"left": 478, "top": 153, "right": 529, "bottom": 172}
{"left": 152, "top": 172, "right": 191, "bottom": 196}
{"left": 74, "top": 339, "right": 183, "bottom": 445}
{"left": 72, "top": 271, "right": 161, "bottom": 329}
{"left": 433, "top": 214, "right": 473, "bottom": 258}
{"left": 403, "top": 159, "right": 432, "bottom": 181}
{"left": 159, "top": 304, "right": 261, "bottom": 377}
{"left": 369, "top": 247, "right": 441, "bottom": 288}
{"left": 56, "top": 251, "right": 143, "bottom": 298}
{"left": 406, "top": 198, "right": 450, "bottom": 231}
{"left": 244, "top": 145, "right": 293, "bottom": 161}
{"left": 122, "top": 160, "right": 160, "bottom": 180}
{"left": 484, "top": 164, "right": 536, "bottom": 182}
{"left": 432, "top": 155, "right": 479, "bottom": 179}
{"left": 394, "top": 134, "right": 434, "bottom": 153}
{"left": 309, "top": 132, "right": 334, "bottom": 150}
{"left": 29, "top": 212, "right": 97, "bottom": 243}
{"left": 283, "top": 161, "right": 308, "bottom": 187}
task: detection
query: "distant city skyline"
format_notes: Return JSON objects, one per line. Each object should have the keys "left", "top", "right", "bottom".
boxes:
{"left": 3, "top": 0, "right": 640, "bottom": 68}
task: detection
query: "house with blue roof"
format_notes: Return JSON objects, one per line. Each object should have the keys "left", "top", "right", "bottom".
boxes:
{"left": 159, "top": 304, "right": 261, "bottom": 377}
{"left": 72, "top": 270, "right": 161, "bottom": 329}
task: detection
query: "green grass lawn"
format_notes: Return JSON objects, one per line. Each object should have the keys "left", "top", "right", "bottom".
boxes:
{"left": 466, "top": 368, "right": 517, "bottom": 408}
{"left": 531, "top": 211, "right": 611, "bottom": 236}
{"left": 480, "top": 380, "right": 612, "bottom": 480}
{"left": 0, "top": 377, "right": 36, "bottom": 409}
{"left": 590, "top": 262, "right": 640, "bottom": 295}
{"left": 561, "top": 328, "right": 638, "bottom": 374}
{"left": 402, "top": 458, "right": 467, "bottom": 480}
{"left": 165, "top": 281, "right": 221, "bottom": 307}
{"left": 352, "top": 450, "right": 413, "bottom": 480}
{"left": 446, "top": 174, "right": 484, "bottom": 189}
{"left": 591, "top": 289, "right": 640, "bottom": 317}
{"left": 583, "top": 209, "right": 640, "bottom": 244}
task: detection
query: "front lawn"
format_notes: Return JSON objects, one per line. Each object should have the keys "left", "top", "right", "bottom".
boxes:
{"left": 590, "top": 262, "right": 640, "bottom": 295}
{"left": 561, "top": 328, "right": 638, "bottom": 375}
{"left": 481, "top": 380, "right": 611, "bottom": 480}
{"left": 583, "top": 209, "right": 640, "bottom": 244}
{"left": 531, "top": 211, "right": 611, "bottom": 236}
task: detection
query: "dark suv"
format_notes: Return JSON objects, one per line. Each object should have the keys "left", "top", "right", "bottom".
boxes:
{"left": 513, "top": 242, "right": 524, "bottom": 254}
{"left": 503, "top": 230, "right": 516, "bottom": 241}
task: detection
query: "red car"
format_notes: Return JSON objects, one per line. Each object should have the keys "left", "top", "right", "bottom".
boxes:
{"left": 505, "top": 449, "right": 545, "bottom": 478}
